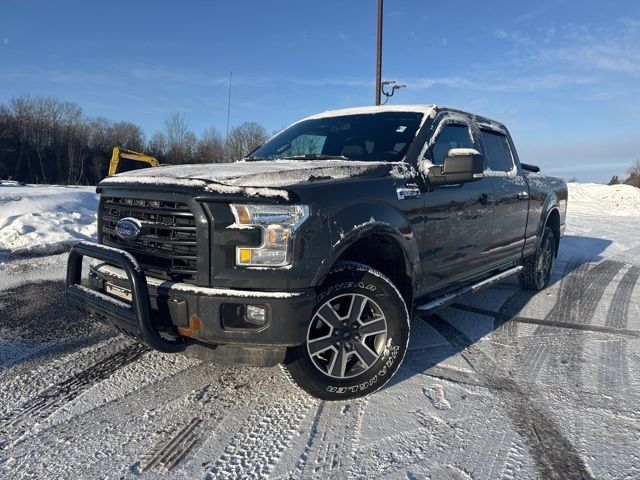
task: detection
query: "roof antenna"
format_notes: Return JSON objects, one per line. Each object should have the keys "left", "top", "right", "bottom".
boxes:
{"left": 381, "top": 80, "right": 406, "bottom": 105}
{"left": 226, "top": 70, "right": 232, "bottom": 138}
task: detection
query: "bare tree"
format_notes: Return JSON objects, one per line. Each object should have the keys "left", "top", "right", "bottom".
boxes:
{"left": 226, "top": 122, "right": 268, "bottom": 161}
{"left": 111, "top": 121, "right": 145, "bottom": 151}
{"left": 627, "top": 159, "right": 640, "bottom": 178}
{"left": 195, "top": 127, "right": 226, "bottom": 163}
{"left": 286, "top": 135, "right": 323, "bottom": 156}
{"left": 164, "top": 112, "right": 196, "bottom": 164}
{"left": 147, "top": 131, "right": 168, "bottom": 159}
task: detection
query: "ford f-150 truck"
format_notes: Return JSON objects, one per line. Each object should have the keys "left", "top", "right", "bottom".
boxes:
{"left": 66, "top": 105, "right": 567, "bottom": 400}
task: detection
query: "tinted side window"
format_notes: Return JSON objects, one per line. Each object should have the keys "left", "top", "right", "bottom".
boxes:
{"left": 481, "top": 130, "right": 514, "bottom": 172}
{"left": 429, "top": 124, "right": 473, "bottom": 166}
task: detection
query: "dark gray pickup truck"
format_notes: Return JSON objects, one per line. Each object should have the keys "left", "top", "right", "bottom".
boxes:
{"left": 66, "top": 105, "right": 567, "bottom": 400}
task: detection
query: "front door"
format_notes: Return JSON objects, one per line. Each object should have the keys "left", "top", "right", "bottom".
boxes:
{"left": 418, "top": 117, "right": 495, "bottom": 295}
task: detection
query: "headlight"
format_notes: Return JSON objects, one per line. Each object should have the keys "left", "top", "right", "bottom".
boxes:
{"left": 230, "top": 204, "right": 309, "bottom": 267}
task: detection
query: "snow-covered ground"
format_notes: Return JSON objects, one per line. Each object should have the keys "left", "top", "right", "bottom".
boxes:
{"left": 0, "top": 183, "right": 639, "bottom": 479}
{"left": 0, "top": 184, "right": 97, "bottom": 257}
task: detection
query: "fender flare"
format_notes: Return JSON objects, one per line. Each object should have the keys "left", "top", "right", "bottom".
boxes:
{"left": 536, "top": 192, "right": 561, "bottom": 251}
{"left": 311, "top": 203, "right": 420, "bottom": 287}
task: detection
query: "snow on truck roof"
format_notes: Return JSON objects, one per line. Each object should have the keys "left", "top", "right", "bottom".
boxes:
{"left": 302, "top": 104, "right": 506, "bottom": 131}
{"left": 303, "top": 104, "right": 437, "bottom": 121}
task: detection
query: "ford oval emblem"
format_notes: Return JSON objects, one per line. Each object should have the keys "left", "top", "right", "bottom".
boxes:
{"left": 115, "top": 217, "right": 142, "bottom": 241}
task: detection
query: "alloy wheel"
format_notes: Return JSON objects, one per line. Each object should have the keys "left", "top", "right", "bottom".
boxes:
{"left": 306, "top": 293, "right": 388, "bottom": 379}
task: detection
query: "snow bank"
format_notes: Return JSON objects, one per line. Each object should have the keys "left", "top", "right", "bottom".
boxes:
{"left": 0, "top": 184, "right": 98, "bottom": 257}
{"left": 567, "top": 182, "right": 640, "bottom": 217}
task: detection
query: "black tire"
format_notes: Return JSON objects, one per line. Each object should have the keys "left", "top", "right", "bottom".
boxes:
{"left": 519, "top": 226, "right": 556, "bottom": 290}
{"left": 282, "top": 261, "right": 410, "bottom": 401}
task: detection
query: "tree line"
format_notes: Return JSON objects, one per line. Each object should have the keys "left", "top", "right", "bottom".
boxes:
{"left": 0, "top": 95, "right": 271, "bottom": 185}
{"left": 607, "top": 159, "right": 640, "bottom": 187}
{"left": 2, "top": 95, "right": 640, "bottom": 188}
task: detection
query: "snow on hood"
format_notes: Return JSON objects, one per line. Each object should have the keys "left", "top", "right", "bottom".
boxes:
{"left": 99, "top": 160, "right": 415, "bottom": 199}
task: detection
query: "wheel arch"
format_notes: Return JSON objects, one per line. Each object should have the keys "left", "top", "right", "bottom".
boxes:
{"left": 541, "top": 206, "right": 561, "bottom": 257}
{"left": 312, "top": 226, "right": 416, "bottom": 307}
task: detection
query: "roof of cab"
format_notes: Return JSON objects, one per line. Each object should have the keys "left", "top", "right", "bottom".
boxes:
{"left": 303, "top": 104, "right": 438, "bottom": 121}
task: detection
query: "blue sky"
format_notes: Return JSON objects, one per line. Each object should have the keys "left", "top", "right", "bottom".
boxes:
{"left": 2, "top": 0, "right": 640, "bottom": 182}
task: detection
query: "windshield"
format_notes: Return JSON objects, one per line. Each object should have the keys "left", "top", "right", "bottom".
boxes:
{"left": 250, "top": 112, "right": 423, "bottom": 162}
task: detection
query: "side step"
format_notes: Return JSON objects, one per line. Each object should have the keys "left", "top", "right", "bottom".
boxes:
{"left": 415, "top": 266, "right": 523, "bottom": 313}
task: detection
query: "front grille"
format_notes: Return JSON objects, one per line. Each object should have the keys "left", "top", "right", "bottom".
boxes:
{"left": 101, "top": 196, "right": 199, "bottom": 284}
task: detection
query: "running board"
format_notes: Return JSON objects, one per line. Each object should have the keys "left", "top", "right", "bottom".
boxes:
{"left": 415, "top": 266, "right": 523, "bottom": 313}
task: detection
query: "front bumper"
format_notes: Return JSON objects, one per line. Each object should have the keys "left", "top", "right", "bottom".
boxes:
{"left": 66, "top": 241, "right": 316, "bottom": 366}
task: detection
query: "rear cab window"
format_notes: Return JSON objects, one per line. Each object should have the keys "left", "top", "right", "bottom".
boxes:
{"left": 480, "top": 129, "right": 516, "bottom": 173}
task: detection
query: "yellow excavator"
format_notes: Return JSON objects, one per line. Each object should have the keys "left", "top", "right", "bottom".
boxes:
{"left": 107, "top": 146, "right": 161, "bottom": 176}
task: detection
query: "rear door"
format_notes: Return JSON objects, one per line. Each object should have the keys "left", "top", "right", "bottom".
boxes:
{"left": 478, "top": 126, "right": 529, "bottom": 266}
{"left": 418, "top": 114, "right": 495, "bottom": 294}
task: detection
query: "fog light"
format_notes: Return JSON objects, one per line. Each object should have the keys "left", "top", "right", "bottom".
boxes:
{"left": 245, "top": 305, "right": 267, "bottom": 326}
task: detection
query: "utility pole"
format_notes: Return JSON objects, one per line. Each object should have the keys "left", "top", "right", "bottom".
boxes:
{"left": 375, "top": 0, "right": 383, "bottom": 105}
{"left": 226, "top": 70, "right": 232, "bottom": 138}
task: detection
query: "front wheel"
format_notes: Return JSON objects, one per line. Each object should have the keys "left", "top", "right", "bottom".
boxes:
{"left": 282, "top": 262, "right": 410, "bottom": 401}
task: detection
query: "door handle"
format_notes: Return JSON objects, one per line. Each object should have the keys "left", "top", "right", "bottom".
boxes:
{"left": 517, "top": 191, "right": 529, "bottom": 200}
{"left": 479, "top": 193, "right": 494, "bottom": 205}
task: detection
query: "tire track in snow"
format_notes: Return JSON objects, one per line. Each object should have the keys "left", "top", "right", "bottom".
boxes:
{"left": 426, "top": 314, "right": 594, "bottom": 480}
{"left": 488, "top": 285, "right": 536, "bottom": 480}
{"left": 135, "top": 370, "right": 259, "bottom": 474}
{"left": 574, "top": 261, "right": 625, "bottom": 324}
{"left": 597, "top": 339, "right": 630, "bottom": 394}
{"left": 492, "top": 258, "right": 579, "bottom": 383}
{"left": 539, "top": 260, "right": 623, "bottom": 329}
{"left": 422, "top": 261, "right": 575, "bottom": 479}
{"left": 140, "top": 416, "right": 203, "bottom": 472}
{"left": 471, "top": 259, "right": 629, "bottom": 478}
{"left": 0, "top": 341, "right": 148, "bottom": 449}
{"left": 537, "top": 260, "right": 622, "bottom": 392}
{"left": 204, "top": 394, "right": 314, "bottom": 479}
{"left": 534, "top": 260, "right": 621, "bottom": 469}
{"left": 499, "top": 438, "right": 527, "bottom": 480}
{"left": 597, "top": 266, "right": 639, "bottom": 393}
{"left": 291, "top": 400, "right": 365, "bottom": 479}
{"left": 605, "top": 265, "right": 639, "bottom": 330}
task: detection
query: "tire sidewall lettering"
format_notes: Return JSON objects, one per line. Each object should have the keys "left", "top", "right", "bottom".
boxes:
{"left": 317, "top": 282, "right": 376, "bottom": 302}
{"left": 324, "top": 341, "right": 401, "bottom": 394}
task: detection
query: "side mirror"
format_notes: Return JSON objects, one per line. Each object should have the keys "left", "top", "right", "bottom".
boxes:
{"left": 428, "top": 148, "right": 484, "bottom": 186}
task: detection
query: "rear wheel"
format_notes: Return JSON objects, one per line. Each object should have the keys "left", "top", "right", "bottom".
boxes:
{"left": 519, "top": 226, "right": 556, "bottom": 290}
{"left": 282, "top": 262, "right": 410, "bottom": 401}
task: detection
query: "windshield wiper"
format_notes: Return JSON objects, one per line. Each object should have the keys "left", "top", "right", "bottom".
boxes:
{"left": 243, "top": 156, "right": 271, "bottom": 161}
{"left": 280, "top": 154, "right": 349, "bottom": 161}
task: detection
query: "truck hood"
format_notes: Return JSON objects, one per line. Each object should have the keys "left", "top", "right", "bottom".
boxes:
{"left": 99, "top": 160, "right": 414, "bottom": 200}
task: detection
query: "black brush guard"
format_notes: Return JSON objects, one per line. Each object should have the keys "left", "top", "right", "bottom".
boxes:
{"left": 66, "top": 241, "right": 186, "bottom": 353}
